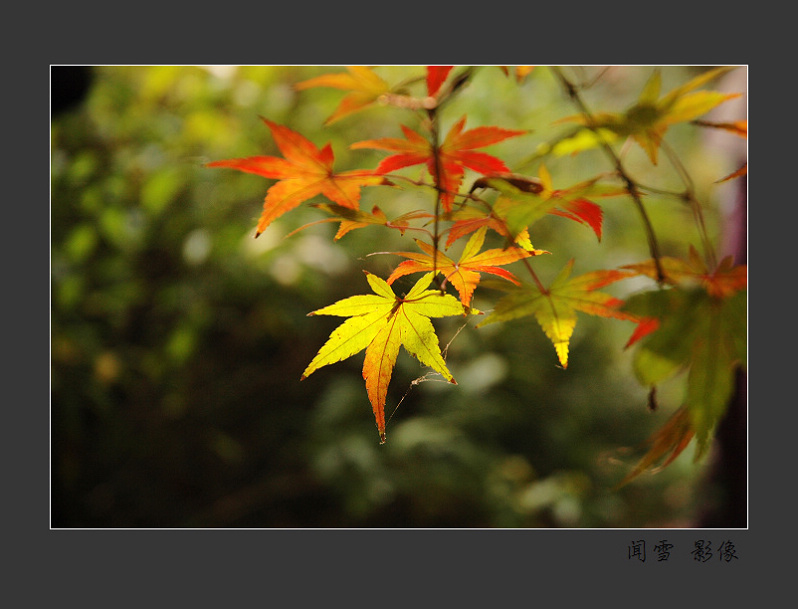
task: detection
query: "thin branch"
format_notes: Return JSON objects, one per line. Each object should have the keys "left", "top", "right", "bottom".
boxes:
{"left": 428, "top": 109, "right": 444, "bottom": 292}
{"left": 551, "top": 66, "right": 666, "bottom": 284}
{"left": 660, "top": 139, "right": 717, "bottom": 269}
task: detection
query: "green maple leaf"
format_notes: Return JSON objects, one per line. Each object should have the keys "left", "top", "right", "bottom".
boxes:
{"left": 621, "top": 248, "right": 747, "bottom": 451}
{"left": 477, "top": 260, "right": 637, "bottom": 368}
{"left": 552, "top": 66, "right": 741, "bottom": 164}
{"left": 301, "top": 272, "right": 475, "bottom": 443}
{"left": 463, "top": 166, "right": 626, "bottom": 244}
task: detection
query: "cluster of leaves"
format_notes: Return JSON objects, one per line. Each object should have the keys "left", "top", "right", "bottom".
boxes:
{"left": 209, "top": 66, "right": 746, "bottom": 484}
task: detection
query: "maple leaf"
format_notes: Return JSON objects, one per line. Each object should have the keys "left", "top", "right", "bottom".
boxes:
{"left": 446, "top": 174, "right": 543, "bottom": 250}
{"left": 386, "top": 226, "right": 547, "bottom": 306}
{"left": 478, "top": 260, "right": 637, "bottom": 368}
{"left": 623, "top": 287, "right": 746, "bottom": 454}
{"left": 207, "top": 118, "right": 387, "bottom": 237}
{"left": 461, "top": 166, "right": 626, "bottom": 245}
{"left": 426, "top": 66, "right": 454, "bottom": 98}
{"left": 294, "top": 66, "right": 392, "bottom": 125}
{"left": 351, "top": 116, "right": 526, "bottom": 211}
{"left": 622, "top": 245, "right": 747, "bottom": 299}
{"left": 620, "top": 250, "right": 747, "bottom": 451}
{"left": 554, "top": 66, "right": 741, "bottom": 164}
{"left": 301, "top": 272, "right": 473, "bottom": 443}
{"left": 286, "top": 203, "right": 432, "bottom": 241}
{"left": 615, "top": 405, "right": 695, "bottom": 488}
{"left": 624, "top": 317, "right": 660, "bottom": 349}
{"left": 443, "top": 209, "right": 538, "bottom": 252}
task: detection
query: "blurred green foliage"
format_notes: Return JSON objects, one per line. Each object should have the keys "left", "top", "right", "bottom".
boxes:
{"left": 51, "top": 66, "right": 732, "bottom": 527}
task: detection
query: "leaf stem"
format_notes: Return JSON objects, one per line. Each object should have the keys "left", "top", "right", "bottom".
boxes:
{"left": 519, "top": 253, "right": 549, "bottom": 295}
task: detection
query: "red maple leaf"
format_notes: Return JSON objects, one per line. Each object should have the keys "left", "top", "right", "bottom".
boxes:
{"left": 426, "top": 66, "right": 454, "bottom": 97}
{"left": 351, "top": 116, "right": 526, "bottom": 212}
{"left": 207, "top": 118, "right": 386, "bottom": 237}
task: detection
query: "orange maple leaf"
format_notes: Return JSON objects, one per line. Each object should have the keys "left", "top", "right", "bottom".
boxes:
{"left": 351, "top": 116, "right": 526, "bottom": 212}
{"left": 287, "top": 203, "right": 432, "bottom": 241}
{"left": 207, "top": 118, "right": 386, "bottom": 237}
{"left": 294, "top": 66, "right": 392, "bottom": 125}
{"left": 387, "top": 226, "right": 547, "bottom": 306}
{"left": 615, "top": 405, "right": 695, "bottom": 488}
{"left": 622, "top": 246, "right": 747, "bottom": 299}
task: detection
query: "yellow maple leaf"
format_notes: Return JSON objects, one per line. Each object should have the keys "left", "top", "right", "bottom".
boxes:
{"left": 301, "top": 272, "right": 474, "bottom": 443}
